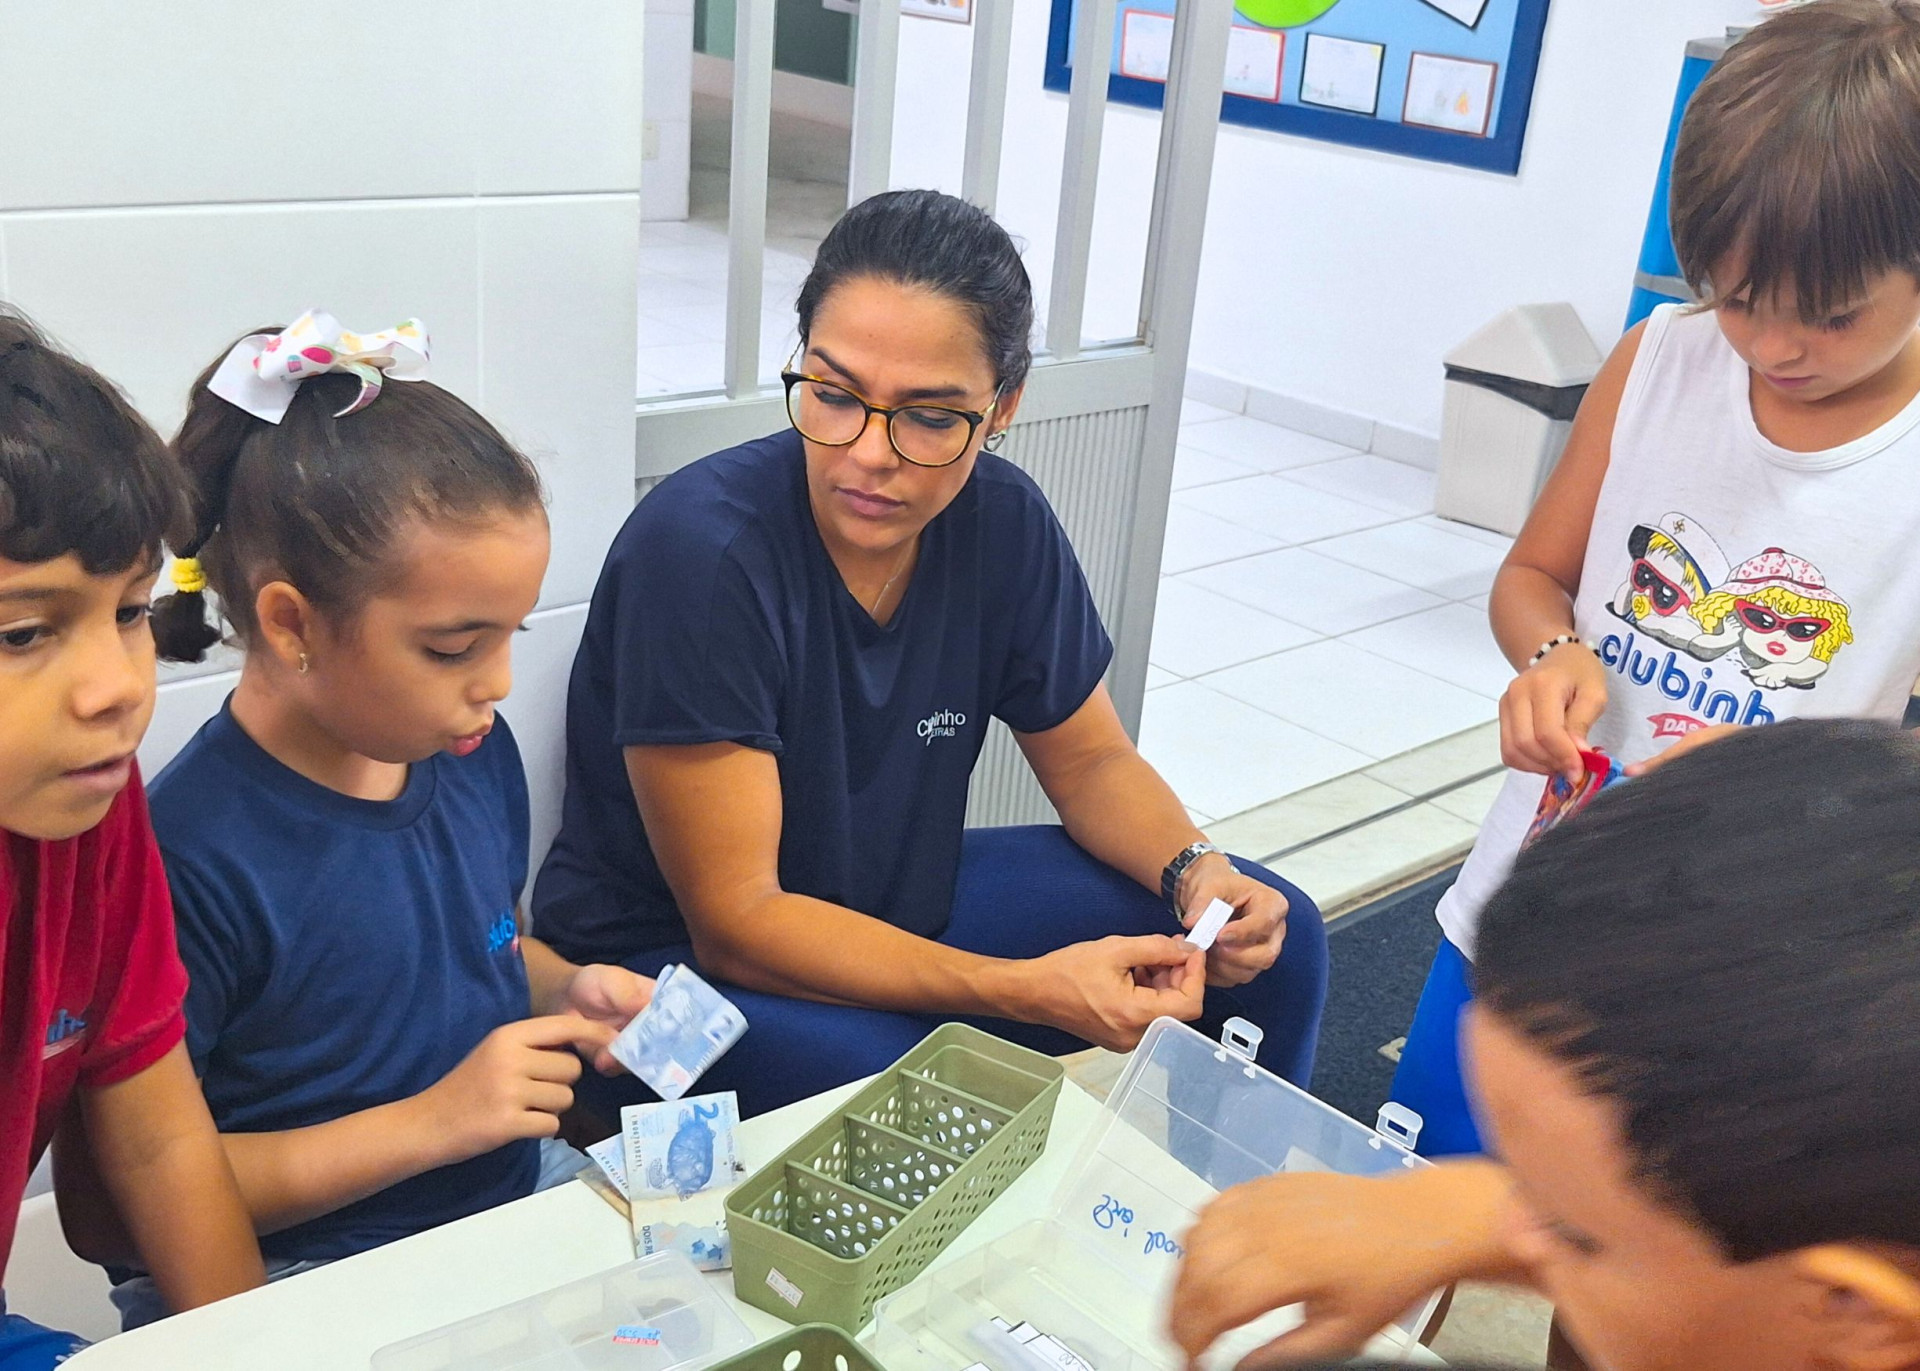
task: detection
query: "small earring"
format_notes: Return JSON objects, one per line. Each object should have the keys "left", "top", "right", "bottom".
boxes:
{"left": 297, "top": 652, "right": 310, "bottom": 676}
{"left": 985, "top": 429, "right": 1007, "bottom": 452}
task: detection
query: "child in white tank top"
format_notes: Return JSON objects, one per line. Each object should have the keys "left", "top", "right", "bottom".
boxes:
{"left": 1393, "top": 0, "right": 1920, "bottom": 1157}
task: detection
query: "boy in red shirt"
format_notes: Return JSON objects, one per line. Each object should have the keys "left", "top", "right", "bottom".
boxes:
{"left": 0, "top": 308, "right": 262, "bottom": 1365}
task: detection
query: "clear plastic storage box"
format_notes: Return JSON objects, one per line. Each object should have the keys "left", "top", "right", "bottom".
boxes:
{"left": 870, "top": 1018, "right": 1438, "bottom": 1370}
{"left": 369, "top": 1251, "right": 755, "bottom": 1371}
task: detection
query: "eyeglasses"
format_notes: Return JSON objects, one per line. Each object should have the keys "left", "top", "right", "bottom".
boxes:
{"left": 1631, "top": 558, "right": 1692, "bottom": 613}
{"left": 782, "top": 362, "right": 999, "bottom": 469}
{"left": 1735, "top": 598, "right": 1829, "bottom": 641}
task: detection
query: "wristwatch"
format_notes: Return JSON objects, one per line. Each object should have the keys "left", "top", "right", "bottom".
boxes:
{"left": 1161, "top": 841, "right": 1226, "bottom": 913}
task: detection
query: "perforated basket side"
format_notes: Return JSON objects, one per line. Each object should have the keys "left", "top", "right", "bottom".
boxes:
{"left": 728, "top": 1032, "right": 1062, "bottom": 1333}
{"left": 783, "top": 1163, "right": 910, "bottom": 1260}
{"left": 707, "top": 1323, "right": 888, "bottom": 1371}
{"left": 845, "top": 1118, "right": 963, "bottom": 1207}
{"left": 861, "top": 1071, "right": 1012, "bottom": 1158}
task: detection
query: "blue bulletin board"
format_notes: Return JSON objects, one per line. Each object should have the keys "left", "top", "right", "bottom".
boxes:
{"left": 1043, "top": 0, "right": 1552, "bottom": 175}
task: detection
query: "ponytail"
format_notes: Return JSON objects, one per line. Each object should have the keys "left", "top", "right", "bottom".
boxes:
{"left": 152, "top": 323, "right": 543, "bottom": 665}
{"left": 151, "top": 347, "right": 260, "bottom": 662}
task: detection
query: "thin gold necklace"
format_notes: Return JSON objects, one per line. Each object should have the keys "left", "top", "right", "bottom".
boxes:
{"left": 868, "top": 541, "right": 914, "bottom": 617}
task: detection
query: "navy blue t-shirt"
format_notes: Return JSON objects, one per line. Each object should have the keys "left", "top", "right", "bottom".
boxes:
{"left": 532, "top": 428, "right": 1114, "bottom": 963}
{"left": 145, "top": 704, "right": 537, "bottom": 1264}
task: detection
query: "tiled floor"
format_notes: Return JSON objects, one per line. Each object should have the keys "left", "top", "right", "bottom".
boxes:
{"left": 1141, "top": 401, "right": 1517, "bottom": 908}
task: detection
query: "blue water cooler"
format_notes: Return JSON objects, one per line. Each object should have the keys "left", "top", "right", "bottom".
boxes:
{"left": 1625, "top": 34, "right": 1735, "bottom": 329}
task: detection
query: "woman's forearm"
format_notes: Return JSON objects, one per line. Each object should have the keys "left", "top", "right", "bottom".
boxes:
{"left": 692, "top": 889, "right": 1040, "bottom": 1021}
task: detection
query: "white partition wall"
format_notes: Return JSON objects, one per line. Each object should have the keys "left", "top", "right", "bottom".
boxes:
{"left": 0, "top": 4, "right": 644, "bottom": 874}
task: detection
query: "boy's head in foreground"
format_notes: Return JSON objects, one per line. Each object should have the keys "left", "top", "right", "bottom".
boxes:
{"left": 1475, "top": 720, "right": 1920, "bottom": 1371}
{"left": 0, "top": 308, "right": 179, "bottom": 841}
{"left": 1673, "top": 0, "right": 1920, "bottom": 407}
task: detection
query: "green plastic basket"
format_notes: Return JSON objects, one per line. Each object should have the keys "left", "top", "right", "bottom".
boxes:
{"left": 707, "top": 1324, "right": 886, "bottom": 1371}
{"left": 727, "top": 1024, "right": 1063, "bottom": 1333}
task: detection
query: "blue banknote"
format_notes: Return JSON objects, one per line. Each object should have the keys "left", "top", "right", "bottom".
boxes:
{"left": 610, "top": 963, "right": 748, "bottom": 1101}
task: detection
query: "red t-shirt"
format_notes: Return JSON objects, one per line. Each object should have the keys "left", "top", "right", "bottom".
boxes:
{"left": 0, "top": 768, "right": 188, "bottom": 1285}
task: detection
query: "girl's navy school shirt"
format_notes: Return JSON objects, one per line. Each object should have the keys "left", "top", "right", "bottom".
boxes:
{"left": 532, "top": 427, "right": 1114, "bottom": 964}
{"left": 145, "top": 703, "right": 536, "bottom": 1263}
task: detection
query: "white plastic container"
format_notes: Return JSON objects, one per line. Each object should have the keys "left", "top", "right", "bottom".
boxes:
{"left": 869, "top": 1019, "right": 1439, "bottom": 1370}
{"left": 1435, "top": 303, "right": 1603, "bottom": 537}
{"left": 369, "top": 1251, "right": 755, "bottom": 1371}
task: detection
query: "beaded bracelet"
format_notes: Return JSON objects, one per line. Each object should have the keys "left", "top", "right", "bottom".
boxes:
{"left": 1530, "top": 633, "right": 1594, "bottom": 667}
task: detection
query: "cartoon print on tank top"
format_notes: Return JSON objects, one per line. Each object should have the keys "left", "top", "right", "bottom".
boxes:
{"left": 1602, "top": 514, "right": 1857, "bottom": 741}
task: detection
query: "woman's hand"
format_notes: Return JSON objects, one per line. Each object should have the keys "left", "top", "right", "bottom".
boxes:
{"left": 1179, "top": 853, "right": 1287, "bottom": 988}
{"left": 1025, "top": 935, "right": 1206, "bottom": 1051}
{"left": 1169, "top": 1162, "right": 1519, "bottom": 1369}
{"left": 1499, "top": 643, "right": 1609, "bottom": 782}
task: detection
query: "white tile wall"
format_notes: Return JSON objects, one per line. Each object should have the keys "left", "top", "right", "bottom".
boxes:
{"left": 1, "top": 9, "right": 644, "bottom": 831}
{"left": 0, "top": 4, "right": 645, "bottom": 209}
{"left": 477, "top": 196, "right": 642, "bottom": 607}
{"left": 4, "top": 201, "right": 486, "bottom": 439}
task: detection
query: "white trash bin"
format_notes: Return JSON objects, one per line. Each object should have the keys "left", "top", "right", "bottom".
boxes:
{"left": 1435, "top": 303, "right": 1603, "bottom": 537}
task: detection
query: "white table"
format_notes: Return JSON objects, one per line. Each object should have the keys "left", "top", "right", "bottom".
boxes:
{"left": 68, "top": 1080, "right": 1440, "bottom": 1367}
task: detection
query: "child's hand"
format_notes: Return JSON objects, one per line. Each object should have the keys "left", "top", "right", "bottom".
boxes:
{"left": 558, "top": 965, "right": 656, "bottom": 1075}
{"left": 1500, "top": 643, "right": 1609, "bottom": 782}
{"left": 1169, "top": 1163, "right": 1515, "bottom": 1368}
{"left": 1623, "top": 722, "right": 1741, "bottom": 777}
{"left": 421, "top": 1014, "right": 615, "bottom": 1159}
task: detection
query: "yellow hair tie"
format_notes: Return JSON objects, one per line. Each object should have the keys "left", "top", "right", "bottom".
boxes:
{"left": 170, "top": 557, "right": 208, "bottom": 595}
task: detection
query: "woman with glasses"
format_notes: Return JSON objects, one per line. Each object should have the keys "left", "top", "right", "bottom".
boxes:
{"left": 532, "top": 190, "right": 1326, "bottom": 1116}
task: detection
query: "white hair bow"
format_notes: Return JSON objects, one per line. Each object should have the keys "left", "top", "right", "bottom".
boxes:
{"left": 207, "top": 309, "right": 429, "bottom": 424}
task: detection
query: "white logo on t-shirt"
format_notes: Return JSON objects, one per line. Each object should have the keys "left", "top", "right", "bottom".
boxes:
{"left": 917, "top": 709, "right": 967, "bottom": 745}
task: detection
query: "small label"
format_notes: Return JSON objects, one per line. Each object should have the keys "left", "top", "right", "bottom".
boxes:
{"left": 765, "top": 1266, "right": 804, "bottom": 1308}
{"left": 613, "top": 1325, "right": 663, "bottom": 1346}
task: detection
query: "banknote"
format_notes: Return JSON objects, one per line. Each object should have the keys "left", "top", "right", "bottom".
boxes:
{"left": 621, "top": 1092, "right": 744, "bottom": 1201}
{"left": 610, "top": 963, "right": 748, "bottom": 1101}
{"left": 633, "top": 1189, "right": 735, "bottom": 1271}
{"left": 586, "top": 1132, "right": 629, "bottom": 1197}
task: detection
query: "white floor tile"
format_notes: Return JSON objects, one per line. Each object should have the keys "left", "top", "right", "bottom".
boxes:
{"left": 1465, "top": 592, "right": 1491, "bottom": 610}
{"left": 635, "top": 340, "right": 724, "bottom": 394}
{"left": 1158, "top": 505, "right": 1282, "bottom": 575}
{"left": 1179, "top": 417, "right": 1361, "bottom": 472}
{"left": 1186, "top": 807, "right": 1216, "bottom": 828}
{"left": 636, "top": 273, "right": 730, "bottom": 310}
{"left": 1279, "top": 454, "right": 1437, "bottom": 519}
{"left": 1306, "top": 520, "right": 1509, "bottom": 600}
{"left": 1208, "top": 772, "right": 1413, "bottom": 863}
{"left": 1138, "top": 682, "right": 1373, "bottom": 821}
{"left": 1341, "top": 602, "right": 1515, "bottom": 700}
{"left": 637, "top": 302, "right": 729, "bottom": 345}
{"left": 1149, "top": 577, "right": 1320, "bottom": 679}
{"left": 1427, "top": 772, "right": 1510, "bottom": 826}
{"left": 1176, "top": 475, "right": 1398, "bottom": 546}
{"left": 1419, "top": 514, "right": 1516, "bottom": 551}
{"left": 1145, "top": 664, "right": 1179, "bottom": 690}
{"left": 1363, "top": 721, "right": 1503, "bottom": 796}
{"left": 1278, "top": 803, "right": 1480, "bottom": 916}
{"left": 1171, "top": 446, "right": 1258, "bottom": 492}
{"left": 1182, "top": 548, "right": 1445, "bottom": 636}
{"left": 1179, "top": 399, "right": 1237, "bottom": 426}
{"left": 1202, "top": 639, "right": 1498, "bottom": 760}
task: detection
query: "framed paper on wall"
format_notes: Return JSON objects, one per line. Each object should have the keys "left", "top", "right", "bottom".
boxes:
{"left": 1122, "top": 11, "right": 1286, "bottom": 102}
{"left": 1299, "top": 33, "right": 1384, "bottom": 115}
{"left": 1044, "top": 0, "right": 1551, "bottom": 175}
{"left": 1403, "top": 51, "right": 1497, "bottom": 134}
